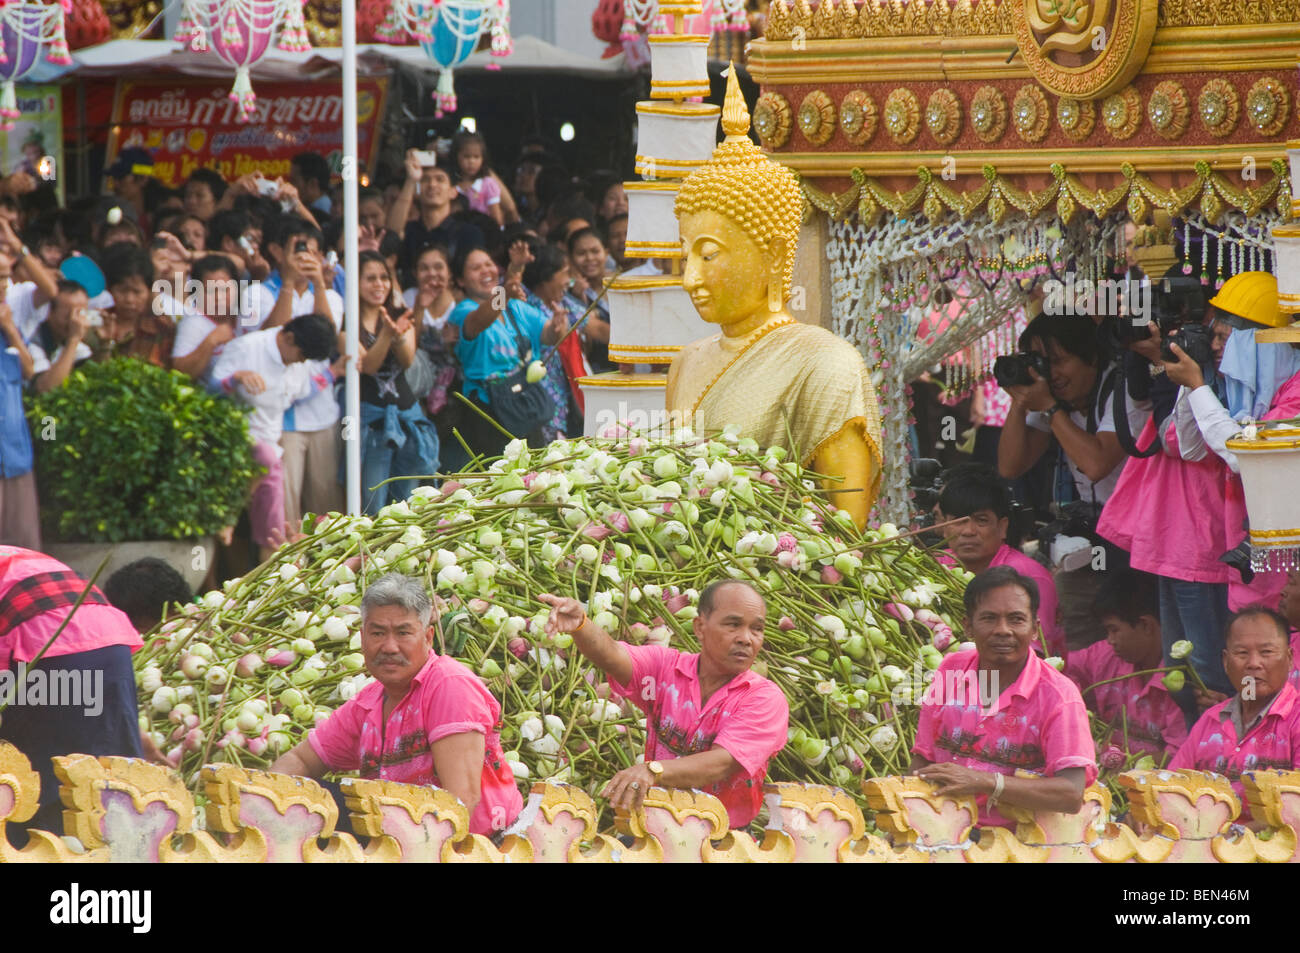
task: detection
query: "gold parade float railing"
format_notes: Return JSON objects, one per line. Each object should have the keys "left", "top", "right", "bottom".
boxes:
{"left": 2, "top": 742, "right": 1299, "bottom": 862}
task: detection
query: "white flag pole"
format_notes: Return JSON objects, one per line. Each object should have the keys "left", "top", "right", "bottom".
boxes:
{"left": 341, "top": 0, "right": 361, "bottom": 515}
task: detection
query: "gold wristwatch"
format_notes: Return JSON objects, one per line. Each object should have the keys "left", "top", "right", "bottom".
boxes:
{"left": 647, "top": 761, "right": 664, "bottom": 783}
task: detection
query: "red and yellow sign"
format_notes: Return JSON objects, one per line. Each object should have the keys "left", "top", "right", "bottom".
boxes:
{"left": 105, "top": 76, "right": 388, "bottom": 187}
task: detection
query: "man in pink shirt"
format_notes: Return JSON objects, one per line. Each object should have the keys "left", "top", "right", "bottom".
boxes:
{"left": 0, "top": 546, "right": 143, "bottom": 840}
{"left": 937, "top": 463, "right": 1065, "bottom": 658}
{"left": 1066, "top": 569, "right": 1186, "bottom": 758}
{"left": 912, "top": 566, "right": 1096, "bottom": 829}
{"left": 1170, "top": 606, "right": 1300, "bottom": 823}
{"left": 273, "top": 574, "right": 522, "bottom": 839}
{"left": 539, "top": 580, "right": 789, "bottom": 829}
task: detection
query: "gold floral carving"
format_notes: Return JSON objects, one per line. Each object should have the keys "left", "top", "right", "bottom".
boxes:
{"left": 1197, "top": 79, "right": 1240, "bottom": 138}
{"left": 884, "top": 88, "right": 921, "bottom": 145}
{"left": 1011, "top": 0, "right": 1158, "bottom": 100}
{"left": 1011, "top": 85, "right": 1049, "bottom": 143}
{"left": 1159, "top": 0, "right": 1300, "bottom": 26}
{"left": 969, "top": 86, "right": 1008, "bottom": 143}
{"left": 798, "top": 89, "right": 837, "bottom": 146}
{"left": 1056, "top": 97, "right": 1096, "bottom": 141}
{"left": 1101, "top": 85, "right": 1142, "bottom": 139}
{"left": 753, "top": 92, "right": 793, "bottom": 149}
{"left": 1245, "top": 77, "right": 1290, "bottom": 137}
{"left": 1147, "top": 80, "right": 1189, "bottom": 141}
{"left": 839, "top": 90, "right": 878, "bottom": 145}
{"left": 925, "top": 88, "right": 963, "bottom": 146}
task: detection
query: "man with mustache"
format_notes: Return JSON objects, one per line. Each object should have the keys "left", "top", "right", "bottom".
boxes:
{"left": 272, "top": 573, "right": 522, "bottom": 840}
{"left": 539, "top": 580, "right": 789, "bottom": 829}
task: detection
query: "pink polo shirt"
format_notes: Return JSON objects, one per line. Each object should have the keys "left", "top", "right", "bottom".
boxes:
{"left": 1066, "top": 640, "right": 1187, "bottom": 758}
{"left": 1169, "top": 681, "right": 1300, "bottom": 819}
{"left": 1288, "top": 631, "right": 1300, "bottom": 694}
{"left": 989, "top": 544, "right": 1065, "bottom": 659}
{"left": 914, "top": 646, "right": 1097, "bottom": 828}
{"left": 0, "top": 546, "right": 141, "bottom": 670}
{"left": 608, "top": 643, "right": 790, "bottom": 829}
{"left": 309, "top": 652, "right": 523, "bottom": 837}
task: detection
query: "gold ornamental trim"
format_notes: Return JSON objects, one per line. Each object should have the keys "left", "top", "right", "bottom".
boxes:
{"left": 636, "top": 101, "right": 721, "bottom": 118}
{"left": 1246, "top": 77, "right": 1290, "bottom": 137}
{"left": 1012, "top": 85, "right": 1049, "bottom": 143}
{"left": 794, "top": 157, "right": 1290, "bottom": 228}
{"left": 576, "top": 375, "right": 669, "bottom": 388}
{"left": 1013, "top": 0, "right": 1156, "bottom": 100}
{"left": 651, "top": 81, "right": 712, "bottom": 98}
{"left": 1102, "top": 86, "right": 1143, "bottom": 140}
{"left": 798, "top": 89, "right": 836, "bottom": 146}
{"left": 1247, "top": 528, "right": 1300, "bottom": 540}
{"left": 625, "top": 241, "right": 685, "bottom": 253}
{"left": 648, "top": 33, "right": 711, "bottom": 45}
{"left": 608, "top": 275, "right": 686, "bottom": 291}
{"left": 970, "top": 85, "right": 1008, "bottom": 144}
{"left": 1057, "top": 97, "right": 1096, "bottom": 141}
{"left": 634, "top": 157, "right": 706, "bottom": 177}
{"left": 608, "top": 343, "right": 686, "bottom": 352}
{"left": 1148, "top": 80, "right": 1190, "bottom": 140}
{"left": 624, "top": 181, "right": 680, "bottom": 194}
{"left": 840, "top": 90, "right": 878, "bottom": 146}
{"left": 1198, "top": 79, "right": 1240, "bottom": 138}
{"left": 754, "top": 91, "right": 794, "bottom": 149}
{"left": 926, "top": 88, "right": 963, "bottom": 146}
{"left": 884, "top": 87, "right": 921, "bottom": 145}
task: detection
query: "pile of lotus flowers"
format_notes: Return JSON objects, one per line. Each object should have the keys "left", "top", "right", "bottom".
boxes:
{"left": 135, "top": 428, "right": 973, "bottom": 817}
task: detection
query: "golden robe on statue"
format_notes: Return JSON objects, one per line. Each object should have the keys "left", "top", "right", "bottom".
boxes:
{"left": 667, "top": 319, "right": 883, "bottom": 491}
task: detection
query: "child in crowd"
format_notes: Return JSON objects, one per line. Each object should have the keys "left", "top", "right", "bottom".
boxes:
{"left": 451, "top": 132, "right": 504, "bottom": 227}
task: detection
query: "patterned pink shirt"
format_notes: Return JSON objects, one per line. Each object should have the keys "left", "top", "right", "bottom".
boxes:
{"left": 1169, "top": 681, "right": 1300, "bottom": 819}
{"left": 309, "top": 652, "right": 522, "bottom": 837}
{"left": 608, "top": 643, "right": 790, "bottom": 829}
{"left": 914, "top": 647, "right": 1098, "bottom": 828}
{"left": 0, "top": 546, "right": 141, "bottom": 670}
{"left": 1289, "top": 631, "right": 1300, "bottom": 694}
{"left": 1066, "top": 640, "right": 1187, "bottom": 758}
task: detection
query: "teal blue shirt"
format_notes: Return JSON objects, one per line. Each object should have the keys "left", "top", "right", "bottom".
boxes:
{"left": 448, "top": 298, "right": 547, "bottom": 403}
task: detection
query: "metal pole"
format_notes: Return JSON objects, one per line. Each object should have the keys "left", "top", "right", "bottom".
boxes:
{"left": 342, "top": 0, "right": 361, "bottom": 515}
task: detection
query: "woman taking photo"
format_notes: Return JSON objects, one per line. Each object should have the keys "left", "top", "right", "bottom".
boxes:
{"left": 522, "top": 243, "right": 586, "bottom": 441}
{"left": 354, "top": 249, "right": 440, "bottom": 514}
{"left": 448, "top": 242, "right": 566, "bottom": 459}
{"left": 403, "top": 243, "right": 467, "bottom": 470}
{"left": 564, "top": 226, "right": 614, "bottom": 374}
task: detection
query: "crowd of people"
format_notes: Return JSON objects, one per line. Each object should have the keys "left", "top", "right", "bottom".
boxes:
{"left": 0, "top": 133, "right": 634, "bottom": 561}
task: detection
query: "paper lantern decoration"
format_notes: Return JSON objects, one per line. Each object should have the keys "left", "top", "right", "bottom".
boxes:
{"left": 621, "top": 0, "right": 749, "bottom": 40}
{"left": 175, "top": 0, "right": 311, "bottom": 122}
{"left": 376, "top": 0, "right": 511, "bottom": 118}
{"left": 1226, "top": 424, "right": 1300, "bottom": 572}
{"left": 0, "top": 1, "right": 71, "bottom": 131}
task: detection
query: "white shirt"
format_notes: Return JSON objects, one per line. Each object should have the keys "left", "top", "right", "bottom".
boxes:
{"left": 29, "top": 337, "right": 92, "bottom": 377}
{"left": 210, "top": 328, "right": 315, "bottom": 452}
{"left": 402, "top": 287, "right": 455, "bottom": 331}
{"left": 1175, "top": 384, "right": 1247, "bottom": 474}
{"left": 9, "top": 281, "right": 49, "bottom": 344}
{"left": 248, "top": 281, "right": 344, "bottom": 433}
{"left": 1025, "top": 366, "right": 1151, "bottom": 503}
{"left": 172, "top": 312, "right": 229, "bottom": 387}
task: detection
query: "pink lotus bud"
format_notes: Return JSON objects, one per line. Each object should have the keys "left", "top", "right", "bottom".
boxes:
{"left": 662, "top": 501, "right": 675, "bottom": 515}
{"left": 344, "top": 555, "right": 363, "bottom": 572}
{"left": 247, "top": 736, "right": 269, "bottom": 757}
{"left": 760, "top": 471, "right": 781, "bottom": 487}
{"left": 183, "top": 727, "right": 205, "bottom": 751}
{"left": 627, "top": 622, "right": 651, "bottom": 645}
{"left": 775, "top": 532, "right": 798, "bottom": 553}
{"left": 507, "top": 637, "right": 528, "bottom": 659}
{"left": 184, "top": 714, "right": 200, "bottom": 730}
{"left": 1101, "top": 746, "right": 1125, "bottom": 771}
{"left": 522, "top": 472, "right": 539, "bottom": 489}
{"left": 628, "top": 437, "right": 647, "bottom": 457}
{"left": 235, "top": 653, "right": 263, "bottom": 678}
{"left": 777, "top": 551, "right": 798, "bottom": 569}
{"left": 779, "top": 616, "right": 796, "bottom": 631}
{"left": 265, "top": 649, "right": 297, "bottom": 668}
{"left": 165, "top": 746, "right": 183, "bottom": 768}
{"left": 914, "top": 609, "right": 943, "bottom": 628}
{"left": 581, "top": 522, "right": 612, "bottom": 540}
{"left": 932, "top": 630, "right": 953, "bottom": 652}
{"left": 821, "top": 565, "right": 843, "bottom": 585}
{"left": 597, "top": 424, "right": 629, "bottom": 438}
{"left": 607, "top": 511, "right": 630, "bottom": 533}
{"left": 663, "top": 593, "right": 690, "bottom": 614}
{"left": 595, "top": 682, "right": 611, "bottom": 700}
{"left": 230, "top": 631, "right": 251, "bottom": 646}
{"left": 883, "top": 603, "right": 915, "bottom": 622}
{"left": 469, "top": 598, "right": 490, "bottom": 614}
{"left": 440, "top": 481, "right": 464, "bottom": 496}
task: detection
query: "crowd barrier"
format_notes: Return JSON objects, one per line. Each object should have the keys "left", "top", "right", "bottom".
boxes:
{"left": 1, "top": 742, "right": 1297, "bottom": 862}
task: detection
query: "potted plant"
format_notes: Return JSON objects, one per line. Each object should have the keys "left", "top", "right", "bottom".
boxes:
{"left": 25, "top": 358, "right": 259, "bottom": 590}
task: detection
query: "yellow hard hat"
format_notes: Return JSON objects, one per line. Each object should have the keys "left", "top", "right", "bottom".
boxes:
{"left": 1208, "top": 271, "right": 1288, "bottom": 328}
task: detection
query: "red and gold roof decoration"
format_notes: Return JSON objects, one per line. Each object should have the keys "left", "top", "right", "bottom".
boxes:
{"left": 750, "top": 0, "right": 1298, "bottom": 220}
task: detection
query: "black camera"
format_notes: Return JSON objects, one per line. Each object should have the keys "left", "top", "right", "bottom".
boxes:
{"left": 993, "top": 351, "right": 1050, "bottom": 389}
{"left": 1161, "top": 322, "right": 1215, "bottom": 370}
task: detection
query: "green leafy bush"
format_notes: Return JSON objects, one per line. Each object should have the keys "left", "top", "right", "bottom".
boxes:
{"left": 26, "top": 359, "right": 260, "bottom": 542}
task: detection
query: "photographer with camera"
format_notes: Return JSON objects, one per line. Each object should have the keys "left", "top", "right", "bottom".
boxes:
{"left": 1097, "top": 269, "right": 1238, "bottom": 724}
{"left": 1164, "top": 271, "right": 1300, "bottom": 615}
{"left": 935, "top": 462, "right": 1065, "bottom": 658}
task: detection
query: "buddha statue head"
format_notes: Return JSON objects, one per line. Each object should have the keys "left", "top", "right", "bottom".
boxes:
{"left": 674, "top": 66, "right": 804, "bottom": 327}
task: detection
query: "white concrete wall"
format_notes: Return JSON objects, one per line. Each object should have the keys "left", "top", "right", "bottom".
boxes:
{"left": 510, "top": 0, "right": 607, "bottom": 60}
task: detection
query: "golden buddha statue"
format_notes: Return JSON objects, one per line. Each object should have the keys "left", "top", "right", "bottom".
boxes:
{"left": 665, "top": 67, "right": 883, "bottom": 527}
